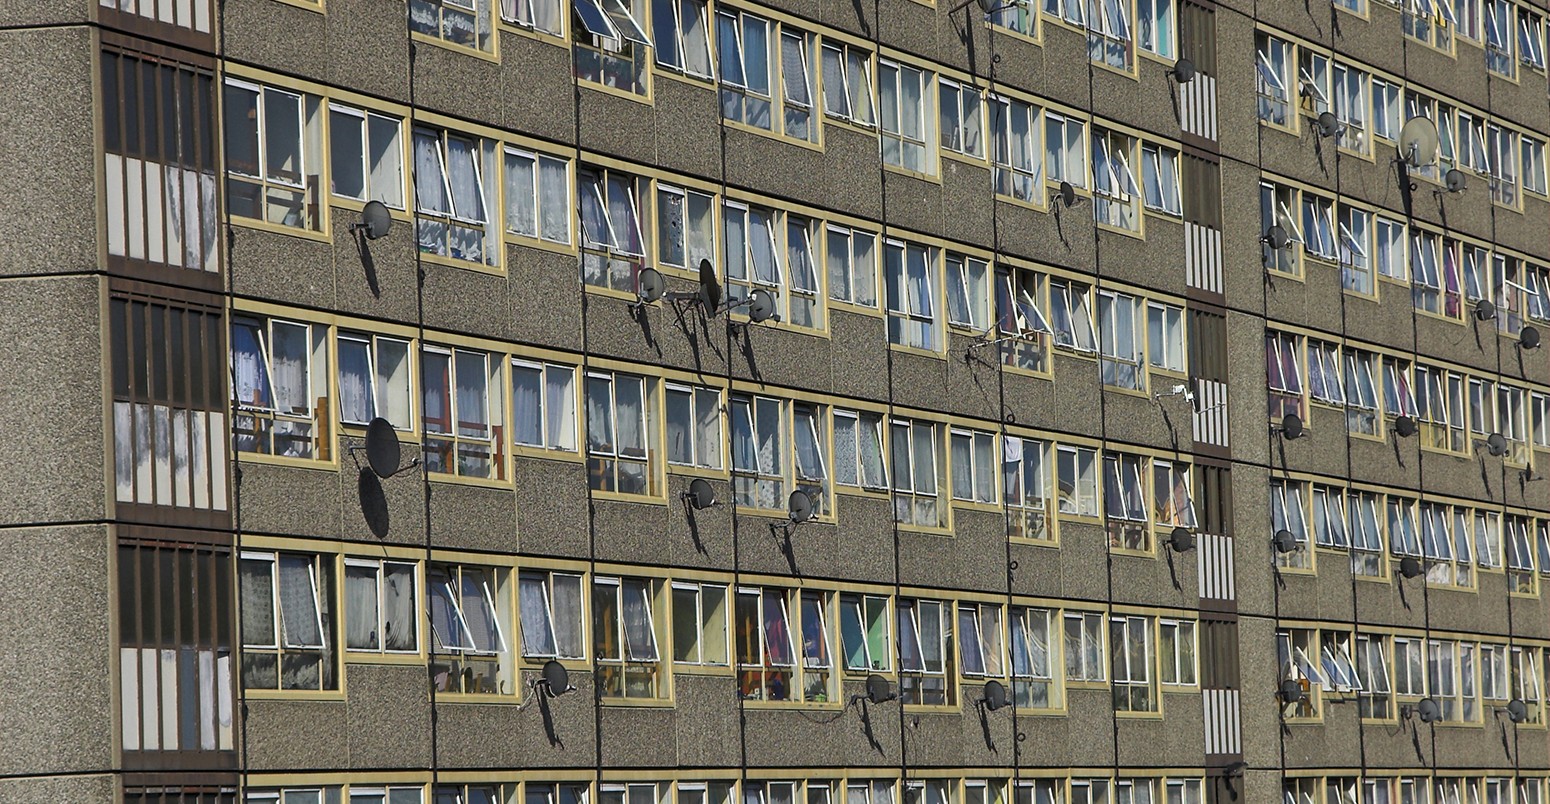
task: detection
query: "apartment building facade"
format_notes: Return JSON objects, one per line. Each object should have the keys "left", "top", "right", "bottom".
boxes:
{"left": 3, "top": 0, "right": 1550, "bottom": 801}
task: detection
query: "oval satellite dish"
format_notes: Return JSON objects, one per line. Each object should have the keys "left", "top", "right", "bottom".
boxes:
{"left": 1394, "top": 415, "right": 1418, "bottom": 438}
{"left": 1507, "top": 699, "right": 1529, "bottom": 723}
{"left": 982, "top": 679, "right": 1009, "bottom": 711}
{"left": 1279, "top": 678, "right": 1304, "bottom": 704}
{"left": 1398, "top": 117, "right": 1440, "bottom": 168}
{"left": 697, "top": 258, "right": 723, "bottom": 312}
{"left": 636, "top": 268, "right": 666, "bottom": 304}
{"left": 1475, "top": 299, "right": 1496, "bottom": 321}
{"left": 1522, "top": 325, "right": 1541, "bottom": 350}
{"left": 1272, "top": 529, "right": 1298, "bottom": 554}
{"left": 684, "top": 477, "right": 716, "bottom": 510}
{"left": 1487, "top": 432, "right": 1508, "bottom": 456}
{"left": 1398, "top": 555, "right": 1423, "bottom": 579}
{"left": 788, "top": 489, "right": 815, "bottom": 523}
{"left": 865, "top": 673, "right": 896, "bottom": 704}
{"left": 1168, "top": 526, "right": 1195, "bottom": 553}
{"left": 1057, "top": 180, "right": 1077, "bottom": 209}
{"left": 1264, "top": 224, "right": 1290, "bottom": 251}
{"left": 356, "top": 200, "right": 393, "bottom": 240}
{"left": 365, "top": 417, "right": 402, "bottom": 478}
{"left": 541, "top": 659, "right": 570, "bottom": 695}
{"left": 1315, "top": 111, "right": 1340, "bottom": 139}
{"left": 1417, "top": 697, "right": 1442, "bottom": 723}
{"left": 1170, "top": 57, "right": 1196, "bottom": 83}
{"left": 1444, "top": 168, "right": 1468, "bottom": 193}
{"left": 748, "top": 289, "right": 779, "bottom": 324}
{"left": 1280, "top": 412, "right": 1304, "bottom": 440}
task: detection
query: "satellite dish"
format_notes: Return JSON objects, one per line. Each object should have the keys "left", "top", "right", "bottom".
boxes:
{"left": 865, "top": 674, "right": 896, "bottom": 704}
{"left": 981, "top": 680, "right": 1009, "bottom": 711}
{"left": 1417, "top": 697, "right": 1442, "bottom": 723}
{"left": 1522, "top": 325, "right": 1541, "bottom": 350}
{"left": 1315, "top": 111, "right": 1340, "bottom": 139}
{"left": 1279, "top": 678, "right": 1304, "bottom": 704}
{"left": 1507, "top": 699, "right": 1529, "bottom": 723}
{"left": 636, "top": 268, "right": 665, "bottom": 304}
{"left": 1475, "top": 299, "right": 1496, "bottom": 321}
{"left": 353, "top": 200, "right": 393, "bottom": 240}
{"left": 1487, "top": 432, "right": 1508, "bottom": 456}
{"left": 697, "top": 259, "right": 722, "bottom": 312}
{"left": 1398, "top": 555, "right": 1423, "bottom": 579}
{"left": 1168, "top": 526, "right": 1195, "bottom": 553}
{"left": 1394, "top": 415, "right": 1418, "bottom": 438}
{"left": 365, "top": 417, "right": 402, "bottom": 478}
{"left": 1264, "top": 224, "right": 1290, "bottom": 250}
{"left": 1397, "top": 117, "right": 1441, "bottom": 168}
{"left": 539, "top": 659, "right": 572, "bottom": 696}
{"left": 683, "top": 478, "right": 717, "bottom": 510}
{"left": 1279, "top": 412, "right": 1305, "bottom": 440}
{"left": 974, "top": 0, "right": 997, "bottom": 14}
{"left": 1170, "top": 57, "right": 1196, "bottom": 83}
{"left": 748, "top": 289, "right": 779, "bottom": 324}
{"left": 1272, "top": 529, "right": 1298, "bottom": 554}
{"left": 788, "top": 489, "right": 815, "bottom": 523}
{"left": 358, "top": 468, "right": 390, "bottom": 539}
{"left": 1444, "top": 168, "right": 1468, "bottom": 193}
{"left": 1056, "top": 181, "right": 1077, "bottom": 209}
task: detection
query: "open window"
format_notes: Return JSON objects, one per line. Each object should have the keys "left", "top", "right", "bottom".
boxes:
{"left": 1091, "top": 128, "right": 1140, "bottom": 231}
{"left": 593, "top": 575, "right": 663, "bottom": 699}
{"left": 579, "top": 165, "right": 648, "bottom": 292}
{"left": 1009, "top": 606, "right": 1059, "bottom": 708}
{"left": 839, "top": 593, "right": 891, "bottom": 673}
{"left": 885, "top": 239, "right": 941, "bottom": 351}
{"left": 1104, "top": 452, "right": 1149, "bottom": 551}
{"left": 653, "top": 0, "right": 711, "bottom": 78}
{"left": 1050, "top": 279, "right": 1097, "bottom": 352}
{"left": 957, "top": 601, "right": 1005, "bottom": 679}
{"left": 1271, "top": 479, "right": 1311, "bottom": 569}
{"left": 232, "top": 316, "right": 329, "bottom": 460}
{"left": 1004, "top": 436, "right": 1052, "bottom": 541}
{"left": 585, "top": 371, "right": 656, "bottom": 496}
{"left": 412, "top": 126, "right": 498, "bottom": 267}
{"left": 240, "top": 551, "right": 335, "bottom": 692}
{"left": 428, "top": 563, "right": 512, "bottom": 695}
{"left": 339, "top": 332, "right": 414, "bottom": 431}
{"left": 898, "top": 598, "right": 952, "bottom": 705}
{"left": 820, "top": 42, "right": 875, "bottom": 127}
{"left": 573, "top": 0, "right": 652, "bottom": 94}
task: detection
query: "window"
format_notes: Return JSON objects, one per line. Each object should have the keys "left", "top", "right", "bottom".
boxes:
{"left": 1045, "top": 112, "right": 1088, "bottom": 189}
{"left": 898, "top": 598, "right": 953, "bottom": 705}
{"left": 1475, "top": 510, "right": 1503, "bottom": 569}
{"left": 879, "top": 60, "right": 936, "bottom": 174}
{"left": 657, "top": 184, "right": 715, "bottom": 274}
{"left": 1387, "top": 495, "right": 1422, "bottom": 560}
{"left": 664, "top": 383, "right": 722, "bottom": 469}
{"left": 834, "top": 409, "right": 888, "bottom": 491}
{"left": 503, "top": 148, "right": 570, "bottom": 245}
{"left": 1428, "top": 639, "right": 1464, "bottom": 721}
{"left": 737, "top": 587, "right": 805, "bottom": 702}
{"left": 1310, "top": 484, "right": 1347, "bottom": 549}
{"left": 1004, "top": 436, "right": 1052, "bottom": 541}
{"left": 1404, "top": 0, "right": 1456, "bottom": 49}
{"left": 413, "top": 127, "right": 498, "bottom": 267}
{"left": 1265, "top": 331, "right": 1304, "bottom": 422}
{"left": 950, "top": 428, "right": 996, "bottom": 504}
{"left": 1271, "top": 478, "right": 1310, "bottom": 569}
{"left": 988, "top": 95, "right": 1042, "bottom": 203}
{"left": 573, "top": 0, "right": 651, "bottom": 94}
{"left": 820, "top": 42, "right": 875, "bottom": 127}
{"left": 1418, "top": 503, "right": 1471, "bottom": 587}
{"left": 503, "top": 0, "right": 561, "bottom": 33}
{"left": 1522, "top": 7, "right": 1547, "bottom": 71}
{"left": 427, "top": 562, "right": 511, "bottom": 695}
{"left": 344, "top": 558, "right": 418, "bottom": 654}
{"left": 1152, "top": 459, "right": 1197, "bottom": 533}
{"left": 599, "top": 785, "right": 658, "bottom": 804}
{"left": 585, "top": 371, "right": 656, "bottom": 495}
{"left": 339, "top": 332, "right": 414, "bottom": 431}
{"left": 892, "top": 418, "right": 945, "bottom": 527}
{"left": 1050, "top": 279, "right": 1097, "bottom": 352}
{"left": 1159, "top": 619, "right": 1196, "bottom": 686}
{"left": 1137, "top": 0, "right": 1174, "bottom": 57}
{"left": 654, "top": 0, "right": 711, "bottom": 77}
{"left": 1301, "top": 192, "right": 1337, "bottom": 262}
{"left": 1140, "top": 143, "right": 1180, "bottom": 215}
{"left": 957, "top": 601, "right": 1006, "bottom": 680}
{"left": 351, "top": 787, "right": 424, "bottom": 804}
{"left": 579, "top": 165, "right": 648, "bottom": 292}
{"left": 1298, "top": 49, "right": 1331, "bottom": 118}
{"left": 1344, "top": 349, "right": 1379, "bottom": 437}
{"left": 1097, "top": 291, "right": 1144, "bottom": 390}
{"left": 1009, "top": 606, "right": 1059, "bottom": 708}
{"left": 826, "top": 223, "right": 879, "bottom": 308}
{"left": 1393, "top": 636, "right": 1425, "bottom": 698}
{"left": 1064, "top": 611, "right": 1106, "bottom": 682}
{"left": 1513, "top": 646, "right": 1543, "bottom": 723}
{"left": 996, "top": 267, "right": 1053, "bottom": 372}
{"left": 1302, "top": 341, "right": 1343, "bottom": 411}
{"left": 410, "top": 0, "right": 493, "bottom": 50}
{"left": 512, "top": 360, "right": 579, "bottom": 453}
{"left": 1163, "top": 781, "right": 1201, "bottom": 804}
{"left": 945, "top": 253, "right": 991, "bottom": 331}
{"left": 840, "top": 593, "right": 891, "bottom": 672}
{"left": 1383, "top": 357, "right": 1418, "bottom": 419}
{"left": 989, "top": 0, "right": 1037, "bottom": 34}
{"left": 1487, "top": 0, "right": 1515, "bottom": 75}
{"left": 518, "top": 570, "right": 585, "bottom": 661}
{"left": 1277, "top": 628, "right": 1323, "bottom": 717}
{"left": 1261, "top": 181, "right": 1301, "bottom": 275}
{"left": 1256, "top": 34, "right": 1293, "bottom": 127}
{"left": 1072, "top": 781, "right": 1112, "bottom": 804}
{"left": 731, "top": 393, "right": 787, "bottom": 510}
{"left": 328, "top": 104, "right": 404, "bottom": 209}
{"left": 1320, "top": 630, "right": 1361, "bottom": 692}
{"left": 1524, "top": 135, "right": 1548, "bottom": 196}
{"left": 1535, "top": 393, "right": 1550, "bottom": 448}
{"left": 593, "top": 575, "right": 663, "bottom": 699}
{"left": 1374, "top": 215, "right": 1406, "bottom": 282}
{"left": 224, "top": 80, "right": 322, "bottom": 232}
{"left": 232, "top": 316, "right": 329, "bottom": 461}
{"left": 723, "top": 204, "right": 824, "bottom": 329}
{"left": 1339, "top": 206, "right": 1372, "bottom": 294}
{"left": 1357, "top": 633, "right": 1392, "bottom": 718}
{"left": 1085, "top": 0, "right": 1134, "bottom": 69}
{"left": 717, "top": 12, "right": 816, "bottom": 143}
{"left": 1488, "top": 123, "right": 1519, "bottom": 206}
{"left": 241, "top": 550, "right": 335, "bottom": 691}
{"left": 671, "top": 581, "right": 729, "bottom": 667}
{"left": 1413, "top": 365, "right": 1464, "bottom": 452}
{"left": 1057, "top": 444, "right": 1099, "bottom": 517}
{"left": 249, "top": 789, "right": 343, "bottom": 804}
{"left": 529, "top": 784, "right": 590, "bottom": 804}
{"left": 885, "top": 239, "right": 940, "bottom": 350}
{"left": 1091, "top": 128, "right": 1140, "bottom": 231}
{"left": 422, "top": 346, "right": 503, "bottom": 479}
{"left": 1371, "top": 78, "right": 1401, "bottom": 142}
{"left": 1105, "top": 452, "right": 1148, "bottom": 550}
{"left": 118, "top": 542, "right": 234, "bottom": 754}
{"left": 939, "top": 79, "right": 985, "bottom": 159}
{"left": 1332, "top": 63, "right": 1367, "bottom": 153}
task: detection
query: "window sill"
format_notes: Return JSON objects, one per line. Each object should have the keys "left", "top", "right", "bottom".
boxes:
{"left": 410, "top": 31, "right": 500, "bottom": 63}
{"left": 888, "top": 342, "right": 947, "bottom": 360}
{"left": 671, "top": 663, "right": 734, "bottom": 677}
{"left": 419, "top": 250, "right": 505, "bottom": 276}
{"left": 229, "top": 216, "right": 332, "bottom": 244}
{"left": 496, "top": 19, "right": 568, "bottom": 49}
{"left": 243, "top": 688, "right": 347, "bottom": 702}
{"left": 598, "top": 696, "right": 676, "bottom": 708}
{"left": 432, "top": 691, "right": 525, "bottom": 705}
{"left": 512, "top": 445, "right": 584, "bottom": 464}
{"left": 883, "top": 163, "right": 942, "bottom": 185}
{"left": 427, "top": 472, "right": 512, "bottom": 490}
{"left": 236, "top": 451, "right": 337, "bottom": 472}
{"left": 742, "top": 699, "right": 846, "bottom": 711}
{"left": 1114, "top": 709, "right": 1164, "bottom": 720}
{"left": 504, "top": 232, "right": 577, "bottom": 257}
{"left": 655, "top": 67, "right": 716, "bottom": 90}
{"left": 942, "top": 149, "right": 990, "bottom": 169}
{"left": 723, "top": 117, "right": 824, "bottom": 154}
{"left": 344, "top": 651, "right": 428, "bottom": 666}
{"left": 591, "top": 489, "right": 668, "bottom": 505}
{"left": 579, "top": 77, "right": 654, "bottom": 105}
{"left": 828, "top": 298, "right": 885, "bottom": 318}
